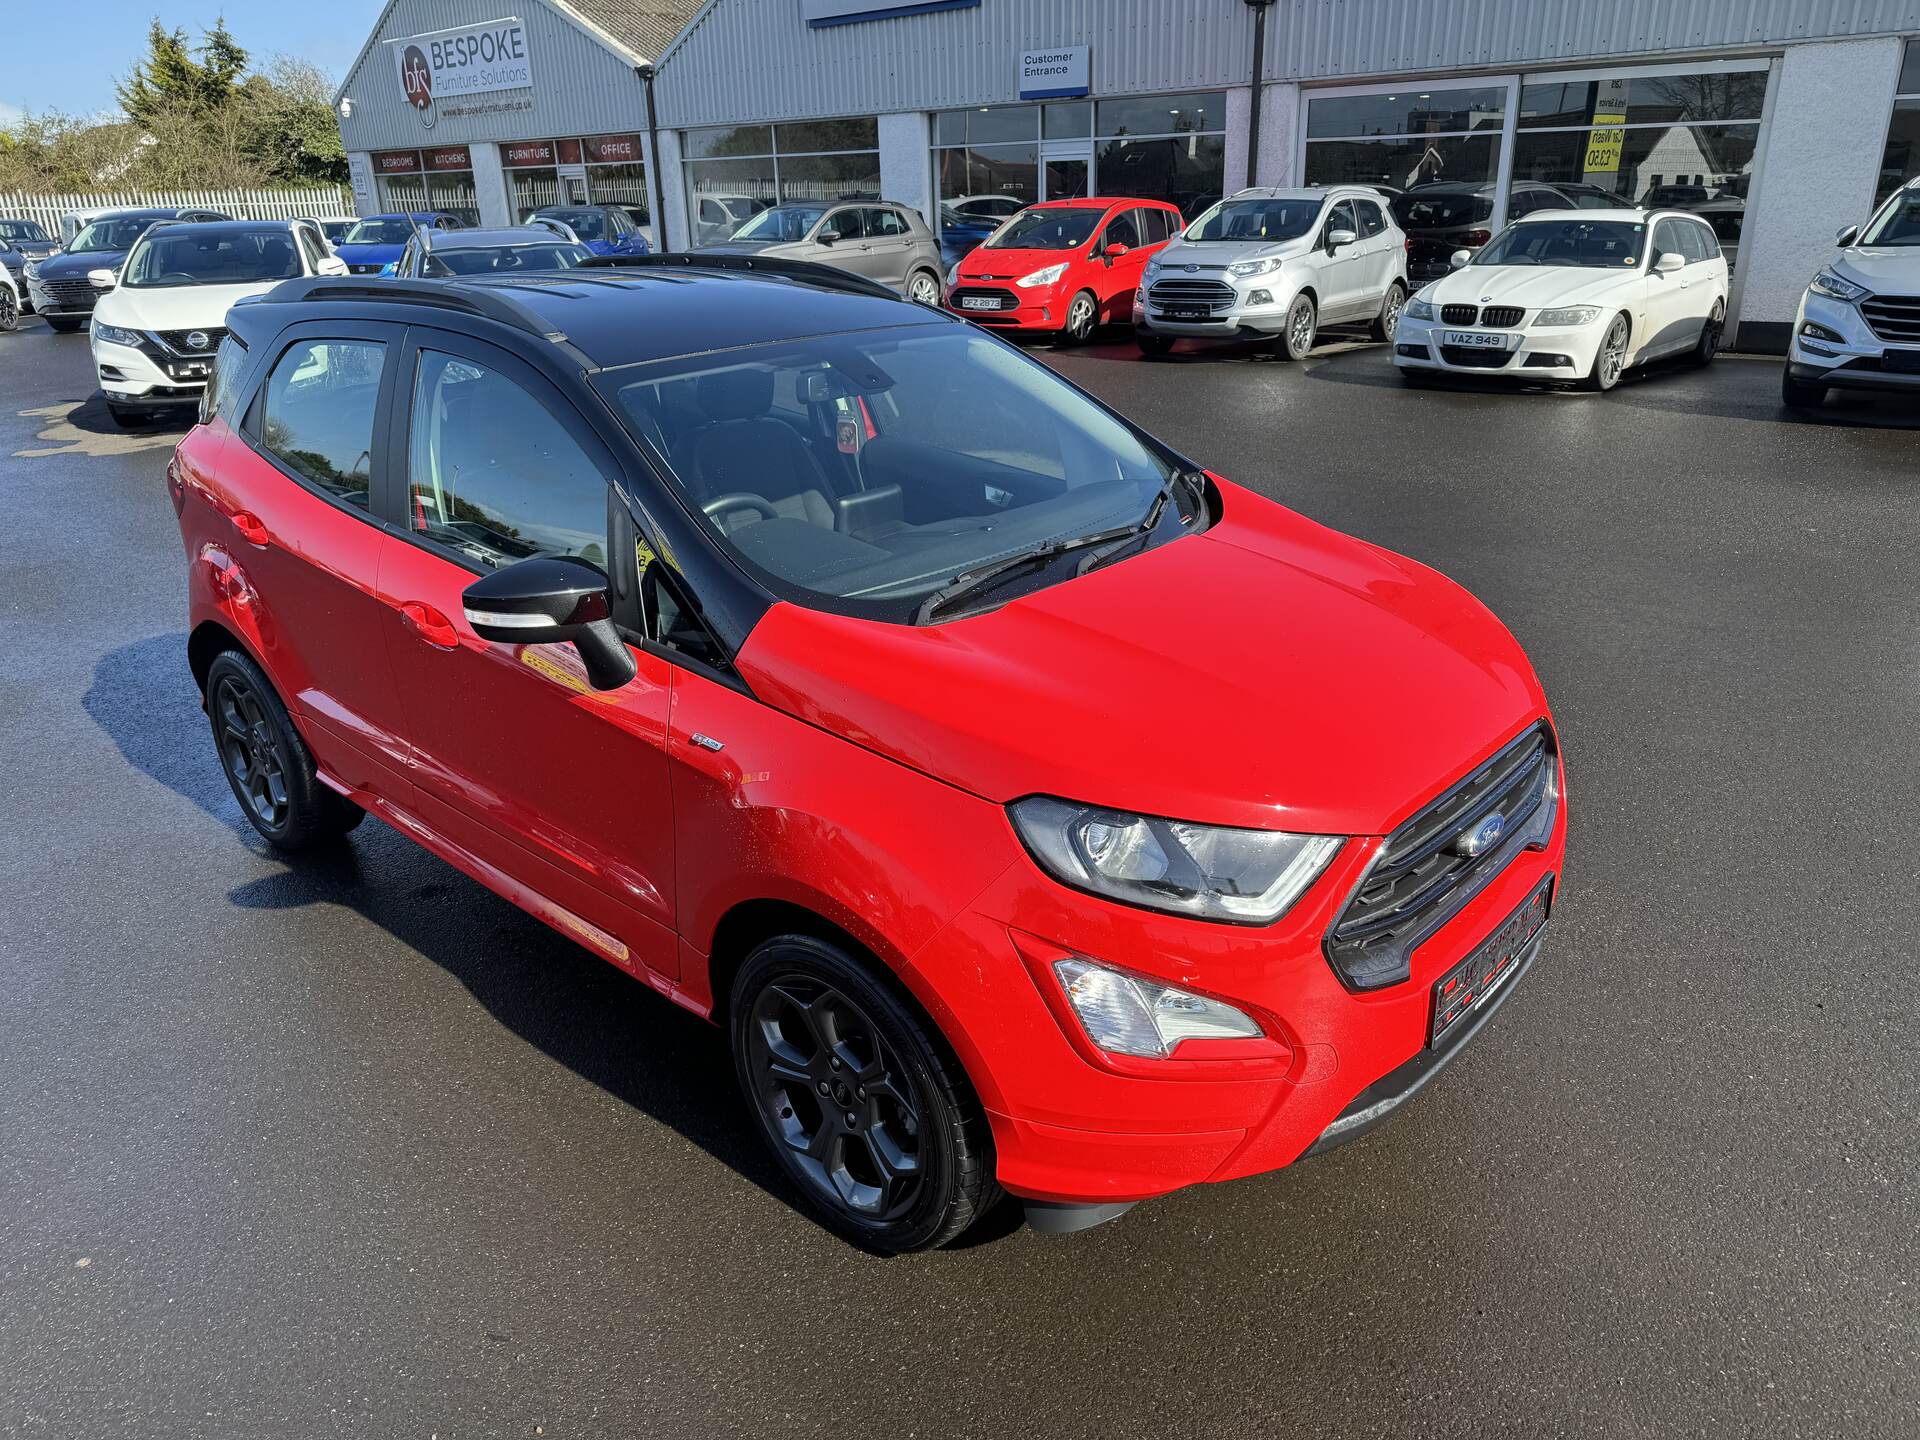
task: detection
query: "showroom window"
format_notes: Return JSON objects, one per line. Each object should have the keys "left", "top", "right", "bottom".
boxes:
{"left": 1511, "top": 62, "right": 1768, "bottom": 267}
{"left": 681, "top": 118, "right": 880, "bottom": 244}
{"left": 1302, "top": 84, "right": 1510, "bottom": 196}
{"left": 1875, "top": 39, "right": 1920, "bottom": 205}
{"left": 931, "top": 92, "right": 1225, "bottom": 249}
{"left": 503, "top": 135, "right": 655, "bottom": 244}
{"left": 372, "top": 148, "right": 479, "bottom": 226}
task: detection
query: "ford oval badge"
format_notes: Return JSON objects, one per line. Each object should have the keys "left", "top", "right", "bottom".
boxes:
{"left": 1455, "top": 811, "right": 1507, "bottom": 858}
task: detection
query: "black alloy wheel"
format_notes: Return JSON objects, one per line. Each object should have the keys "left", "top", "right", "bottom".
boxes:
{"left": 0, "top": 287, "right": 17, "bottom": 333}
{"left": 203, "top": 650, "right": 363, "bottom": 850}
{"left": 732, "top": 936, "right": 999, "bottom": 1251}
{"left": 214, "top": 671, "right": 291, "bottom": 832}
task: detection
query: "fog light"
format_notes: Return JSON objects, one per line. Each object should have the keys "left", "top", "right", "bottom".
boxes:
{"left": 1395, "top": 342, "right": 1429, "bottom": 359}
{"left": 1799, "top": 320, "right": 1844, "bottom": 345}
{"left": 1247, "top": 289, "right": 1272, "bottom": 306}
{"left": 1052, "top": 957, "right": 1261, "bottom": 1059}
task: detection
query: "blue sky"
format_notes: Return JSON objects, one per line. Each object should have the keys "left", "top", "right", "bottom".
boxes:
{"left": 4, "top": 2, "right": 392, "bottom": 123}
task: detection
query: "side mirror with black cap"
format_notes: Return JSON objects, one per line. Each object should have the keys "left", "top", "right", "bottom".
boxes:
{"left": 461, "top": 555, "right": 637, "bottom": 691}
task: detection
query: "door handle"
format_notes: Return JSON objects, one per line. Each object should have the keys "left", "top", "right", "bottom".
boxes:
{"left": 398, "top": 601, "right": 460, "bottom": 650}
{"left": 230, "top": 510, "right": 269, "bottom": 547}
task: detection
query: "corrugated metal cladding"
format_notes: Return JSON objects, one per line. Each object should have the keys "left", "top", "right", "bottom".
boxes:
{"left": 1263, "top": 0, "right": 1920, "bottom": 81}
{"left": 653, "top": 0, "right": 1258, "bottom": 129}
{"left": 337, "top": 0, "right": 647, "bottom": 150}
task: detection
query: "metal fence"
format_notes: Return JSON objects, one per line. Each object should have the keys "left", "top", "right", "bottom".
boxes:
{"left": 0, "top": 188, "right": 355, "bottom": 237}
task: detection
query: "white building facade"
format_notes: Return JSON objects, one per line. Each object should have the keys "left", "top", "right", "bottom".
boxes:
{"left": 335, "top": 0, "right": 1920, "bottom": 350}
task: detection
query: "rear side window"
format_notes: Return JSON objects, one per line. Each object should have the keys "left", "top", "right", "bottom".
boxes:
{"left": 868, "top": 208, "right": 910, "bottom": 237}
{"left": 1355, "top": 199, "right": 1387, "bottom": 236}
{"left": 1680, "top": 221, "right": 1717, "bottom": 262}
{"left": 407, "top": 351, "right": 610, "bottom": 571}
{"left": 259, "top": 339, "right": 385, "bottom": 509}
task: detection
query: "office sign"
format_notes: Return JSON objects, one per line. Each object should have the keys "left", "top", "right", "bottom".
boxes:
{"left": 803, "top": 0, "right": 980, "bottom": 29}
{"left": 1018, "top": 45, "right": 1090, "bottom": 100}
{"left": 391, "top": 17, "right": 534, "bottom": 115}
{"left": 583, "top": 134, "right": 644, "bottom": 165}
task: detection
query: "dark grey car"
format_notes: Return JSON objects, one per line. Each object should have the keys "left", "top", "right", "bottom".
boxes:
{"left": 694, "top": 200, "right": 946, "bottom": 303}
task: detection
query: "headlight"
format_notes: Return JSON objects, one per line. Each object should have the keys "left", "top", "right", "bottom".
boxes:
{"left": 1227, "top": 256, "right": 1281, "bottom": 279}
{"left": 1404, "top": 297, "right": 1436, "bottom": 321}
{"left": 1053, "top": 956, "right": 1262, "bottom": 1059}
{"left": 23, "top": 261, "right": 40, "bottom": 280}
{"left": 1534, "top": 305, "right": 1601, "bottom": 327}
{"left": 1015, "top": 262, "right": 1068, "bottom": 289}
{"left": 945, "top": 263, "right": 960, "bottom": 286}
{"left": 1809, "top": 269, "right": 1869, "bottom": 303}
{"left": 1009, "top": 796, "right": 1342, "bottom": 925}
{"left": 92, "top": 322, "right": 144, "bottom": 348}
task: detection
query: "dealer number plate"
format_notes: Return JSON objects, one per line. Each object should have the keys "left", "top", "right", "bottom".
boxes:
{"left": 959, "top": 297, "right": 1002, "bottom": 311}
{"left": 1166, "top": 306, "right": 1209, "bottom": 320}
{"left": 1429, "top": 877, "right": 1553, "bottom": 1047}
{"left": 1883, "top": 348, "right": 1920, "bottom": 374}
{"left": 1443, "top": 330, "right": 1509, "bottom": 349}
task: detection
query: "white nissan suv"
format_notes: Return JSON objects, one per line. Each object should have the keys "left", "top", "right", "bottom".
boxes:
{"left": 1783, "top": 175, "right": 1920, "bottom": 410}
{"left": 89, "top": 218, "right": 345, "bottom": 427}
{"left": 1134, "top": 186, "right": 1409, "bottom": 360}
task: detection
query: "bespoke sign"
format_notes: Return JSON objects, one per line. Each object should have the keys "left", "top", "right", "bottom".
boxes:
{"left": 390, "top": 17, "right": 533, "bottom": 121}
{"left": 1018, "top": 45, "right": 1090, "bottom": 100}
{"left": 802, "top": 0, "right": 980, "bottom": 28}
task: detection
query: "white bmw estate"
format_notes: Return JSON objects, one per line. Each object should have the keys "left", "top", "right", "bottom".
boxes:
{"left": 1393, "top": 209, "right": 1729, "bottom": 392}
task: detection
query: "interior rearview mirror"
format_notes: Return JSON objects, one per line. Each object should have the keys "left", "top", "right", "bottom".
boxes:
{"left": 461, "top": 555, "right": 637, "bottom": 691}
{"left": 1327, "top": 228, "right": 1357, "bottom": 249}
{"left": 1449, "top": 248, "right": 1472, "bottom": 269}
{"left": 1654, "top": 250, "right": 1685, "bottom": 274}
{"left": 87, "top": 268, "right": 117, "bottom": 290}
{"left": 1835, "top": 224, "right": 1860, "bottom": 247}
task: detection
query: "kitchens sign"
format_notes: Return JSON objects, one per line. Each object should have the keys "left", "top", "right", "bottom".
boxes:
{"left": 392, "top": 17, "right": 534, "bottom": 120}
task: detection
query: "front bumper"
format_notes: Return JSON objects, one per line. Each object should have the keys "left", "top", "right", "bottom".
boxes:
{"left": 944, "top": 285, "right": 1067, "bottom": 331}
{"left": 94, "top": 336, "right": 209, "bottom": 405}
{"left": 1134, "top": 274, "right": 1300, "bottom": 339}
{"left": 25, "top": 274, "right": 99, "bottom": 318}
{"left": 1786, "top": 289, "right": 1920, "bottom": 392}
{"left": 1393, "top": 314, "right": 1606, "bottom": 381}
{"left": 937, "top": 747, "right": 1569, "bottom": 1206}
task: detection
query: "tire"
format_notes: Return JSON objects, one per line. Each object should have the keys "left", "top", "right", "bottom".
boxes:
{"left": 905, "top": 268, "right": 943, "bottom": 307}
{"left": 1781, "top": 367, "right": 1826, "bottom": 410}
{"left": 1690, "top": 300, "right": 1724, "bottom": 365}
{"left": 204, "top": 650, "right": 364, "bottom": 850}
{"left": 1057, "top": 289, "right": 1098, "bottom": 347}
{"left": 1370, "top": 282, "right": 1406, "bottom": 344}
{"left": 1276, "top": 293, "right": 1317, "bottom": 361}
{"left": 43, "top": 315, "right": 83, "bottom": 334}
{"left": 1135, "top": 332, "right": 1174, "bottom": 358}
{"left": 731, "top": 934, "right": 1000, "bottom": 1253}
{"left": 0, "top": 288, "right": 16, "bottom": 333}
{"left": 1580, "top": 312, "right": 1630, "bottom": 392}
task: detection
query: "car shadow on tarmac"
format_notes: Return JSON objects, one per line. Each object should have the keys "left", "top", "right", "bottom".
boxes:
{"left": 82, "top": 631, "right": 1026, "bottom": 1252}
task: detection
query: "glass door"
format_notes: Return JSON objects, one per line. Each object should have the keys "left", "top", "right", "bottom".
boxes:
{"left": 1041, "top": 141, "right": 1091, "bottom": 200}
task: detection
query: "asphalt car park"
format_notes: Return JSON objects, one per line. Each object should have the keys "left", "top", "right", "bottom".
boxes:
{"left": 2, "top": 306, "right": 1916, "bottom": 1435}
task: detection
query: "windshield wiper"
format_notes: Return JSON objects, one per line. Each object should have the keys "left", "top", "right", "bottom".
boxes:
{"left": 913, "top": 471, "right": 1203, "bottom": 624}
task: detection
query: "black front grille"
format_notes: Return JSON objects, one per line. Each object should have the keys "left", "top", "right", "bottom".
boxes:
{"left": 1441, "top": 303, "right": 1479, "bottom": 325}
{"left": 347, "top": 263, "right": 385, "bottom": 275}
{"left": 1325, "top": 724, "right": 1558, "bottom": 990}
{"left": 1859, "top": 294, "right": 1920, "bottom": 343}
{"left": 949, "top": 286, "right": 1017, "bottom": 311}
{"left": 1439, "top": 345, "right": 1516, "bottom": 369}
{"left": 36, "top": 278, "right": 98, "bottom": 311}
{"left": 153, "top": 326, "right": 226, "bottom": 355}
{"left": 1481, "top": 305, "right": 1525, "bottom": 328}
{"left": 1149, "top": 278, "right": 1235, "bottom": 313}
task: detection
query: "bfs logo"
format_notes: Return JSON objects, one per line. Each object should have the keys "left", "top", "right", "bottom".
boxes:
{"left": 400, "top": 44, "right": 433, "bottom": 112}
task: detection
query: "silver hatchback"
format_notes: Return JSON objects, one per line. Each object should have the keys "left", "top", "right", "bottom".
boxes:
{"left": 694, "top": 200, "right": 947, "bottom": 304}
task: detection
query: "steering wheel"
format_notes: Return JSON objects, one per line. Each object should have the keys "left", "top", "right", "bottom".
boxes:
{"left": 702, "top": 492, "right": 780, "bottom": 524}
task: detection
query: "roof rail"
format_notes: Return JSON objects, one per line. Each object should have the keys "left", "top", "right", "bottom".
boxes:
{"left": 580, "top": 252, "right": 902, "bottom": 301}
{"left": 261, "top": 276, "right": 570, "bottom": 341}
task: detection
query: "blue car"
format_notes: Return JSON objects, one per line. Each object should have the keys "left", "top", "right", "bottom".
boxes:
{"left": 527, "top": 205, "right": 651, "bottom": 257}
{"left": 0, "top": 218, "right": 60, "bottom": 313}
{"left": 23, "top": 206, "right": 231, "bottom": 332}
{"left": 333, "top": 213, "right": 466, "bottom": 275}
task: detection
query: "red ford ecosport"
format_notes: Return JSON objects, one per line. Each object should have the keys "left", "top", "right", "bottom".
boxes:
{"left": 171, "top": 257, "right": 1566, "bottom": 1251}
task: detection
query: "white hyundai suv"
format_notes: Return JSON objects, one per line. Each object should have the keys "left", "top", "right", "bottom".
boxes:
{"left": 1782, "top": 175, "right": 1920, "bottom": 410}
{"left": 88, "top": 218, "right": 345, "bottom": 427}
{"left": 1134, "top": 186, "right": 1408, "bottom": 360}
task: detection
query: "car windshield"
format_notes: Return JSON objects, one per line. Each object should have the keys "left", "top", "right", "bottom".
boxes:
{"left": 0, "top": 220, "right": 50, "bottom": 243}
{"left": 1473, "top": 219, "right": 1647, "bottom": 268}
{"left": 1184, "top": 198, "right": 1322, "bottom": 242}
{"left": 537, "top": 209, "right": 607, "bottom": 241}
{"left": 320, "top": 220, "right": 355, "bottom": 241}
{"left": 124, "top": 228, "right": 304, "bottom": 287}
{"left": 984, "top": 209, "right": 1101, "bottom": 250}
{"left": 343, "top": 218, "right": 415, "bottom": 246}
{"left": 1860, "top": 191, "right": 1920, "bottom": 247}
{"left": 424, "top": 243, "right": 591, "bottom": 275}
{"left": 1393, "top": 190, "right": 1494, "bottom": 229}
{"left": 596, "top": 326, "right": 1188, "bottom": 622}
{"left": 731, "top": 205, "right": 828, "bottom": 242}
{"left": 69, "top": 216, "right": 165, "bottom": 253}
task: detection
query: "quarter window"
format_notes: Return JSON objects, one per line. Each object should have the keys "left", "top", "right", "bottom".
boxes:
{"left": 407, "top": 351, "right": 609, "bottom": 571}
{"left": 259, "top": 339, "right": 385, "bottom": 509}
